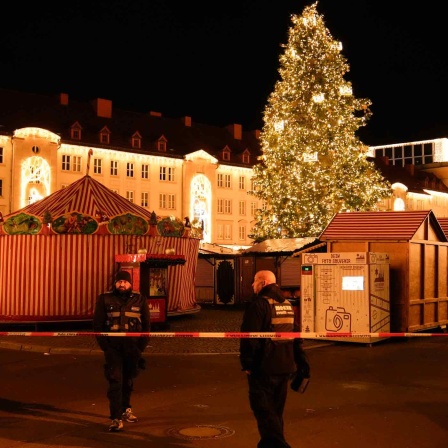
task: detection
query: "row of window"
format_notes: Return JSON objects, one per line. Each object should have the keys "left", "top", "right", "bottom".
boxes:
{"left": 62, "top": 155, "right": 253, "bottom": 187}
{"left": 216, "top": 224, "right": 247, "bottom": 241}
{"left": 373, "top": 142, "right": 434, "bottom": 166}
{"left": 217, "top": 199, "right": 257, "bottom": 215}
{"left": 62, "top": 155, "right": 176, "bottom": 181}
{"left": 70, "top": 125, "right": 252, "bottom": 164}
{"left": 60, "top": 186, "right": 176, "bottom": 210}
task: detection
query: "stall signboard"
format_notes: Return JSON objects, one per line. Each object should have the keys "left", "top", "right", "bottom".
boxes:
{"left": 301, "top": 252, "right": 390, "bottom": 343}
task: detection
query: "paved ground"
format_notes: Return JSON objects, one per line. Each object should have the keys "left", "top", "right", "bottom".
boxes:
{"left": 0, "top": 303, "right": 331, "bottom": 355}
{"left": 1, "top": 332, "right": 447, "bottom": 447}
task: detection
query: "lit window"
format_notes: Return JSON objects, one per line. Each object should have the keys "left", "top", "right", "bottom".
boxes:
{"left": 127, "top": 162, "right": 134, "bottom": 178}
{"left": 159, "top": 193, "right": 175, "bottom": 209}
{"left": 251, "top": 202, "right": 257, "bottom": 216}
{"left": 160, "top": 166, "right": 175, "bottom": 181}
{"left": 141, "top": 192, "right": 149, "bottom": 207}
{"left": 94, "top": 158, "right": 102, "bottom": 174}
{"left": 223, "top": 148, "right": 230, "bottom": 161}
{"left": 168, "top": 194, "right": 175, "bottom": 209}
{"left": 62, "top": 155, "right": 71, "bottom": 171}
{"left": 242, "top": 151, "right": 250, "bottom": 164}
{"left": 217, "top": 173, "right": 231, "bottom": 188}
{"left": 73, "top": 156, "right": 82, "bottom": 172}
{"left": 110, "top": 160, "right": 118, "bottom": 176}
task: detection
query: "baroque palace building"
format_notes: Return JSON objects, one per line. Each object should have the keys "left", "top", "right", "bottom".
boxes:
{"left": 1, "top": 88, "right": 448, "bottom": 251}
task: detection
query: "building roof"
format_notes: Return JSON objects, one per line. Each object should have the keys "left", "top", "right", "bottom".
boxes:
{"left": 436, "top": 217, "right": 448, "bottom": 239}
{"left": 371, "top": 156, "right": 448, "bottom": 195}
{"left": 242, "top": 237, "right": 320, "bottom": 254}
{"left": 319, "top": 210, "right": 447, "bottom": 242}
{"left": 0, "top": 88, "right": 261, "bottom": 165}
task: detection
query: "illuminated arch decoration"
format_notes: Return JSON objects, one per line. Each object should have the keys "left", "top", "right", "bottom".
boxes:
{"left": 190, "top": 174, "right": 211, "bottom": 243}
{"left": 21, "top": 156, "right": 51, "bottom": 208}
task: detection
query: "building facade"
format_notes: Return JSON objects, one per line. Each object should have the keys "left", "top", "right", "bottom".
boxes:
{"left": 0, "top": 89, "right": 263, "bottom": 250}
{"left": 2, "top": 88, "right": 448, "bottom": 251}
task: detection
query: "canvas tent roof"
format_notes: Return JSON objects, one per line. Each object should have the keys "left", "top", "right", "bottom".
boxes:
{"left": 14, "top": 175, "right": 153, "bottom": 221}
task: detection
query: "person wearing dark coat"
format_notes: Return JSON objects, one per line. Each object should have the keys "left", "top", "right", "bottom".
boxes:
{"left": 240, "top": 270, "right": 310, "bottom": 448}
{"left": 93, "top": 270, "right": 151, "bottom": 432}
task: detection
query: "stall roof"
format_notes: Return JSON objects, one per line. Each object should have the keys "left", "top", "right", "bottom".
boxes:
{"left": 16, "top": 174, "right": 153, "bottom": 220}
{"left": 242, "top": 237, "right": 321, "bottom": 255}
{"left": 319, "top": 210, "right": 447, "bottom": 242}
{"left": 437, "top": 217, "right": 448, "bottom": 240}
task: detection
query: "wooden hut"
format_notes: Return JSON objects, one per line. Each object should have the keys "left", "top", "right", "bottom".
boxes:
{"left": 319, "top": 210, "right": 448, "bottom": 332}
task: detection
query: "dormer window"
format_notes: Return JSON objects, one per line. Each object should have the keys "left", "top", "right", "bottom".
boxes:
{"left": 70, "top": 121, "right": 82, "bottom": 140}
{"left": 222, "top": 146, "right": 231, "bottom": 161}
{"left": 99, "top": 126, "right": 111, "bottom": 145}
{"left": 157, "top": 136, "right": 167, "bottom": 152}
{"left": 132, "top": 131, "right": 142, "bottom": 149}
{"left": 242, "top": 149, "right": 250, "bottom": 164}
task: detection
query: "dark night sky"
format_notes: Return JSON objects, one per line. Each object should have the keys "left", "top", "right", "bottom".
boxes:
{"left": 1, "top": 0, "right": 447, "bottom": 146}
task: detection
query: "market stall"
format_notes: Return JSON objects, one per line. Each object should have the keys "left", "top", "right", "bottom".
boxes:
{"left": 0, "top": 175, "right": 200, "bottom": 322}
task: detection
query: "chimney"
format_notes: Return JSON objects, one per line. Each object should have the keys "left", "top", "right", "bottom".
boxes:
{"left": 91, "top": 98, "right": 112, "bottom": 118}
{"left": 59, "top": 93, "right": 69, "bottom": 106}
{"left": 226, "top": 123, "right": 242, "bottom": 140}
{"left": 182, "top": 116, "right": 192, "bottom": 127}
{"left": 149, "top": 111, "right": 162, "bottom": 117}
{"left": 404, "top": 164, "right": 415, "bottom": 176}
{"left": 252, "top": 129, "right": 261, "bottom": 139}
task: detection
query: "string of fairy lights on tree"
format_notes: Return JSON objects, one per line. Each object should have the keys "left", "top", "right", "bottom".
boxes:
{"left": 248, "top": 2, "right": 392, "bottom": 242}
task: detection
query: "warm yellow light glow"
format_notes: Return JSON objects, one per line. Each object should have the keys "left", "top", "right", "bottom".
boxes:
{"left": 393, "top": 198, "right": 405, "bottom": 211}
{"left": 20, "top": 156, "right": 51, "bottom": 208}
{"left": 14, "top": 127, "right": 60, "bottom": 143}
{"left": 391, "top": 182, "right": 408, "bottom": 191}
{"left": 184, "top": 150, "right": 218, "bottom": 164}
{"left": 274, "top": 120, "right": 285, "bottom": 132}
{"left": 190, "top": 174, "right": 212, "bottom": 243}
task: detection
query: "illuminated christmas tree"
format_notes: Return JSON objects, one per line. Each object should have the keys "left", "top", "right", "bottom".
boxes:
{"left": 249, "top": 2, "right": 392, "bottom": 242}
